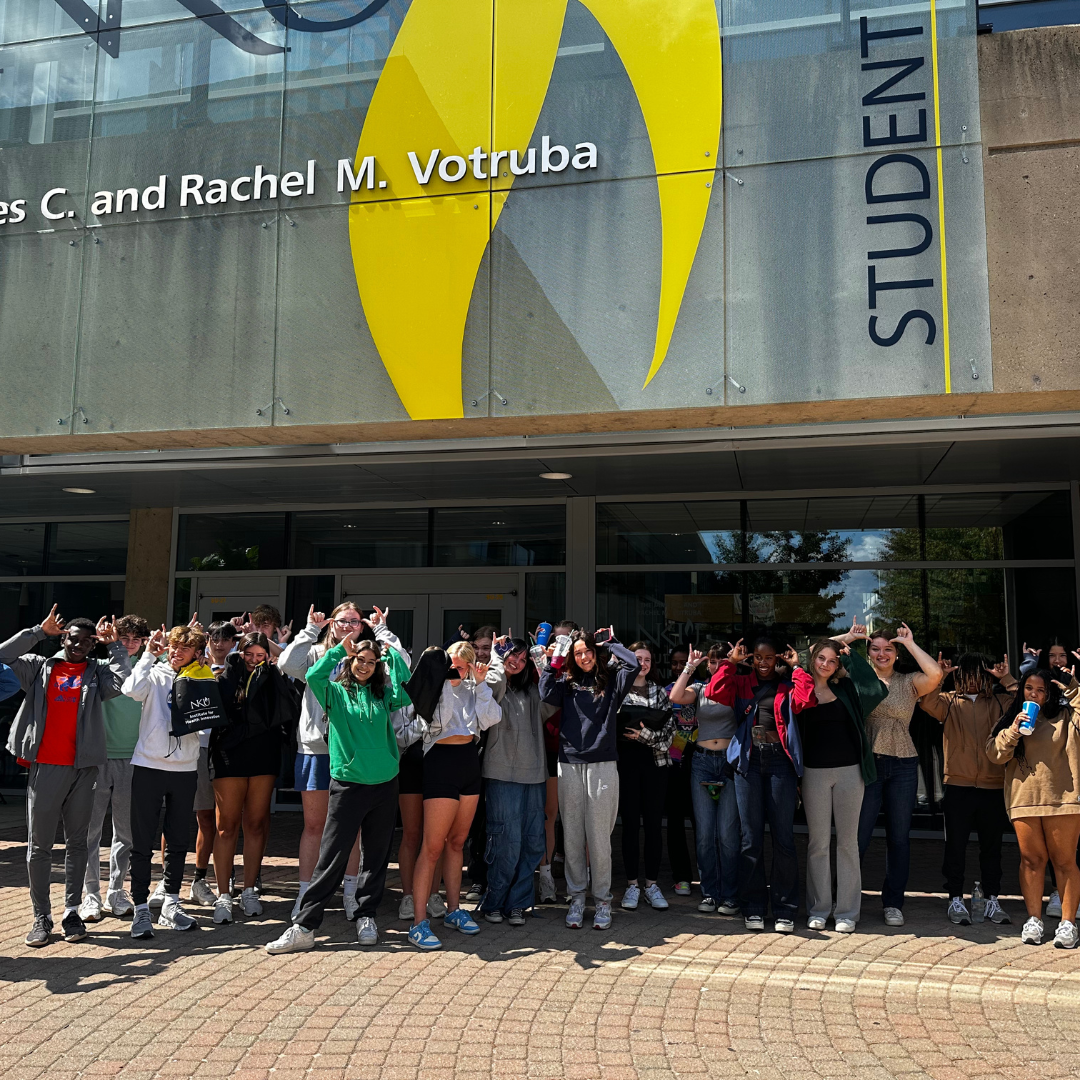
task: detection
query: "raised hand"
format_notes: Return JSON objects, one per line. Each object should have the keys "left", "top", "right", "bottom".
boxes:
{"left": 458, "top": 623, "right": 469, "bottom": 640}
{"left": 728, "top": 638, "right": 747, "bottom": 663}
{"left": 780, "top": 644, "right": 800, "bottom": 668}
{"left": 368, "top": 605, "right": 388, "bottom": 629}
{"left": 937, "top": 651, "right": 956, "bottom": 677}
{"left": 146, "top": 628, "right": 167, "bottom": 657}
{"left": 687, "top": 648, "right": 705, "bottom": 668}
{"left": 892, "top": 622, "right": 915, "bottom": 645}
{"left": 1023, "top": 641, "right": 1039, "bottom": 659}
{"left": 341, "top": 630, "right": 363, "bottom": 658}
{"left": 40, "top": 604, "right": 65, "bottom": 636}
{"left": 985, "top": 654, "right": 1010, "bottom": 680}
{"left": 849, "top": 614, "right": 868, "bottom": 639}
{"left": 473, "top": 662, "right": 490, "bottom": 683}
{"left": 231, "top": 613, "right": 246, "bottom": 631}
{"left": 307, "top": 605, "right": 329, "bottom": 629}
{"left": 1053, "top": 679, "right": 1069, "bottom": 692}
{"left": 96, "top": 615, "right": 118, "bottom": 644}
{"left": 187, "top": 610, "right": 203, "bottom": 631}
{"left": 277, "top": 620, "right": 294, "bottom": 643}
{"left": 1072, "top": 648, "right": 1080, "bottom": 666}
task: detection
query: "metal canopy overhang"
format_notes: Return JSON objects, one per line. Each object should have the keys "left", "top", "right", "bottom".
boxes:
{"left": 2, "top": 411, "right": 1080, "bottom": 518}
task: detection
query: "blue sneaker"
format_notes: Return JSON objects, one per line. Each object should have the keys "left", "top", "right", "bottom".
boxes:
{"left": 443, "top": 908, "right": 481, "bottom": 935}
{"left": 408, "top": 919, "right": 442, "bottom": 951}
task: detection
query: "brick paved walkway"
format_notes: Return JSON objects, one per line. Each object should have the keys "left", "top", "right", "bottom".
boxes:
{"left": 1, "top": 812, "right": 1079, "bottom": 1080}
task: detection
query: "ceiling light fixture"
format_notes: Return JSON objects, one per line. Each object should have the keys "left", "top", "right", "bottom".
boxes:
{"left": 539, "top": 472, "right": 572, "bottom": 480}
{"left": 62, "top": 487, "right": 96, "bottom": 494}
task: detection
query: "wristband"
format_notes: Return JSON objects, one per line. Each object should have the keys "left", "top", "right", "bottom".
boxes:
{"left": 683, "top": 663, "right": 696, "bottom": 675}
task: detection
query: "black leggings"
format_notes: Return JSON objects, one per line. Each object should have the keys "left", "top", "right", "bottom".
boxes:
{"left": 129, "top": 765, "right": 197, "bottom": 906}
{"left": 618, "top": 742, "right": 669, "bottom": 882}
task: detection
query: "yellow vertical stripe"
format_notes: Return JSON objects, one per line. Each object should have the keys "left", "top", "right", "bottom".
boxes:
{"left": 929, "top": 0, "right": 951, "bottom": 393}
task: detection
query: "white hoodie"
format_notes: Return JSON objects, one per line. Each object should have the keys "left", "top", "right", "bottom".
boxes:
{"left": 123, "top": 652, "right": 201, "bottom": 772}
{"left": 278, "top": 622, "right": 411, "bottom": 756}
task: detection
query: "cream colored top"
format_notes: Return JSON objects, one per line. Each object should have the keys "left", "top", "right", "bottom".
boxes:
{"left": 865, "top": 671, "right": 920, "bottom": 759}
{"left": 987, "top": 704, "right": 1080, "bottom": 819}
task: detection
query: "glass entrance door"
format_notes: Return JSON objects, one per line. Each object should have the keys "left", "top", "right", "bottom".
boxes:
{"left": 193, "top": 576, "right": 285, "bottom": 626}
{"left": 336, "top": 590, "right": 429, "bottom": 657}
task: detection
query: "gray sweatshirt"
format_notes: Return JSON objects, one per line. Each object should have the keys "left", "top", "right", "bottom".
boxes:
{"left": 483, "top": 656, "right": 547, "bottom": 785}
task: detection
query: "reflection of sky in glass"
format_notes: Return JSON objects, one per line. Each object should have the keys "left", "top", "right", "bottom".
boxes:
{"left": 698, "top": 528, "right": 894, "bottom": 563}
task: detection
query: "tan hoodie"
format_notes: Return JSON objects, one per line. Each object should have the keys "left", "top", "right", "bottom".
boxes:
{"left": 920, "top": 676, "right": 1016, "bottom": 789}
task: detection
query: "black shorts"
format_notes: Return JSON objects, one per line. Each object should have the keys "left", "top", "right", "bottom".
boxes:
{"left": 547, "top": 748, "right": 559, "bottom": 779}
{"left": 398, "top": 740, "right": 425, "bottom": 796}
{"left": 210, "top": 731, "right": 281, "bottom": 780}
{"left": 423, "top": 741, "right": 482, "bottom": 801}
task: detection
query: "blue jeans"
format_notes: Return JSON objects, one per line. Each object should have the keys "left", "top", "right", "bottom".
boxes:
{"left": 857, "top": 754, "right": 918, "bottom": 910}
{"left": 690, "top": 749, "right": 740, "bottom": 904}
{"left": 733, "top": 744, "right": 799, "bottom": 919}
{"left": 480, "top": 779, "right": 547, "bottom": 914}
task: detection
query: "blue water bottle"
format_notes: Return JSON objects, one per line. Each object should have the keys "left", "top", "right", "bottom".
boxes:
{"left": 536, "top": 622, "right": 553, "bottom": 647}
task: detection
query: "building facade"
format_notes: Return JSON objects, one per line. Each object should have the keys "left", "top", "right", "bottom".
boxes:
{"left": 1, "top": 1, "right": 1080, "bottom": 718}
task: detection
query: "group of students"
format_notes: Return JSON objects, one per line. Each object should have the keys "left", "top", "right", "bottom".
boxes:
{"left": 3, "top": 605, "right": 1079, "bottom": 954}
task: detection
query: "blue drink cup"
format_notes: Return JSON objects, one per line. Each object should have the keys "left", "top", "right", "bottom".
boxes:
{"left": 535, "top": 622, "right": 552, "bottom": 647}
{"left": 1019, "top": 700, "right": 1040, "bottom": 736}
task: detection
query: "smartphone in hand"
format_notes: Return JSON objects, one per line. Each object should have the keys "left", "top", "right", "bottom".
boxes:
{"left": 593, "top": 628, "right": 612, "bottom": 645}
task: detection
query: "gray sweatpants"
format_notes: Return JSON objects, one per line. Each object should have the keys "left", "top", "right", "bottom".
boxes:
{"left": 802, "top": 764, "right": 865, "bottom": 923}
{"left": 557, "top": 760, "right": 619, "bottom": 904}
{"left": 83, "top": 757, "right": 134, "bottom": 901}
{"left": 26, "top": 763, "right": 99, "bottom": 917}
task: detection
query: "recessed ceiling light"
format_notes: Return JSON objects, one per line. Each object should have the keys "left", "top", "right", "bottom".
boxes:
{"left": 539, "top": 472, "right": 572, "bottom": 480}
{"left": 491, "top": 520, "right": 506, "bottom": 525}
{"left": 343, "top": 524, "right": 358, "bottom": 529}
{"left": 62, "top": 487, "right": 96, "bottom": 494}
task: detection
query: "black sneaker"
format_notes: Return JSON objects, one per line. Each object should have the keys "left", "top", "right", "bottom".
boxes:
{"left": 25, "top": 914, "right": 53, "bottom": 947}
{"left": 61, "top": 911, "right": 88, "bottom": 943}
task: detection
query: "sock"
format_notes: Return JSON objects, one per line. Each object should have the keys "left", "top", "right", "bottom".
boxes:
{"left": 343, "top": 875, "right": 358, "bottom": 898}
{"left": 193, "top": 867, "right": 207, "bottom": 881}
{"left": 64, "top": 905, "right": 78, "bottom": 918}
{"left": 297, "top": 880, "right": 310, "bottom": 895}
{"left": 166, "top": 893, "right": 180, "bottom": 904}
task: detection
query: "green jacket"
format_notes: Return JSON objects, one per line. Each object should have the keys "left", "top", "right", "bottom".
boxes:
{"left": 307, "top": 643, "right": 412, "bottom": 785}
{"left": 792, "top": 646, "right": 887, "bottom": 784}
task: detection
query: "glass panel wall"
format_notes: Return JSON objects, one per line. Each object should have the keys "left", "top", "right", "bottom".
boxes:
{"left": 597, "top": 492, "right": 1075, "bottom": 661}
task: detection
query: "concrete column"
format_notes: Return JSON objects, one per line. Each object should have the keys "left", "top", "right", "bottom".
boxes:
{"left": 565, "top": 496, "right": 596, "bottom": 631}
{"left": 124, "top": 508, "right": 174, "bottom": 627}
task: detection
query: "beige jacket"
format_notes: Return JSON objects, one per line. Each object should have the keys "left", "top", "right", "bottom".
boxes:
{"left": 987, "top": 690, "right": 1080, "bottom": 819}
{"left": 920, "top": 676, "right": 1016, "bottom": 789}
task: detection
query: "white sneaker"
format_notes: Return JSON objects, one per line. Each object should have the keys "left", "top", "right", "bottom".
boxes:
{"left": 78, "top": 893, "right": 104, "bottom": 923}
{"left": 985, "top": 897, "right": 1011, "bottom": 925}
{"left": 427, "top": 894, "right": 448, "bottom": 919}
{"left": 807, "top": 916, "right": 827, "bottom": 930}
{"left": 148, "top": 880, "right": 167, "bottom": 909}
{"left": 593, "top": 900, "right": 612, "bottom": 930}
{"left": 947, "top": 896, "right": 971, "bottom": 925}
{"left": 834, "top": 918, "right": 856, "bottom": 934}
{"left": 266, "top": 924, "right": 315, "bottom": 954}
{"left": 158, "top": 898, "right": 197, "bottom": 931}
{"left": 399, "top": 894, "right": 414, "bottom": 921}
{"left": 621, "top": 884, "right": 640, "bottom": 910}
{"left": 343, "top": 890, "right": 359, "bottom": 921}
{"left": 106, "top": 889, "right": 134, "bottom": 918}
{"left": 643, "top": 883, "right": 669, "bottom": 910}
{"left": 883, "top": 907, "right": 905, "bottom": 927}
{"left": 1022, "top": 916, "right": 1044, "bottom": 945}
{"left": 213, "top": 893, "right": 234, "bottom": 925}
{"left": 189, "top": 879, "right": 216, "bottom": 908}
{"left": 356, "top": 916, "right": 378, "bottom": 945}
{"left": 538, "top": 868, "right": 557, "bottom": 903}
{"left": 1047, "top": 890, "right": 1063, "bottom": 919}
{"left": 240, "top": 888, "right": 263, "bottom": 917}
{"left": 774, "top": 918, "right": 795, "bottom": 934}
{"left": 744, "top": 915, "right": 764, "bottom": 931}
{"left": 566, "top": 896, "right": 586, "bottom": 929}
{"left": 1054, "top": 919, "right": 1078, "bottom": 949}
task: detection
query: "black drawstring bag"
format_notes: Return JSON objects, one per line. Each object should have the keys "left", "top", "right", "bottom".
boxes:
{"left": 170, "top": 667, "right": 229, "bottom": 737}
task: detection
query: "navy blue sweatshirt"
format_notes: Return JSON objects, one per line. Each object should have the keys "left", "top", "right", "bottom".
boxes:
{"left": 538, "top": 640, "right": 640, "bottom": 764}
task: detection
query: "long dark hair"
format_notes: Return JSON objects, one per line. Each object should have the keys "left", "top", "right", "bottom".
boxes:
{"left": 334, "top": 638, "right": 386, "bottom": 699}
{"left": 504, "top": 638, "right": 533, "bottom": 695}
{"left": 991, "top": 669, "right": 1065, "bottom": 765}
{"left": 565, "top": 630, "right": 608, "bottom": 698}
{"left": 629, "top": 641, "right": 663, "bottom": 686}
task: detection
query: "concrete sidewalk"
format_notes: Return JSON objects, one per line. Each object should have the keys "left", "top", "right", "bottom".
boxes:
{"left": 0, "top": 812, "right": 1077, "bottom": 1080}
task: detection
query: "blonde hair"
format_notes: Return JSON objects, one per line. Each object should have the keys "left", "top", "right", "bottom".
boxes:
{"left": 168, "top": 625, "right": 207, "bottom": 650}
{"left": 448, "top": 640, "right": 476, "bottom": 665}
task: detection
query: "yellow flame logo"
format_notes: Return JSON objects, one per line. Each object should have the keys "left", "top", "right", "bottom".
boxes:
{"left": 348, "top": 0, "right": 721, "bottom": 420}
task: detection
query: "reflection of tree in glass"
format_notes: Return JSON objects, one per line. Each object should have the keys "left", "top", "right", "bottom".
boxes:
{"left": 189, "top": 540, "right": 260, "bottom": 572}
{"left": 709, "top": 529, "right": 852, "bottom": 636}
{"left": 869, "top": 526, "right": 1005, "bottom": 654}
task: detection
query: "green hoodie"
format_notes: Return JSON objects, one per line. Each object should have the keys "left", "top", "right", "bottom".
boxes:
{"left": 306, "top": 643, "right": 412, "bottom": 785}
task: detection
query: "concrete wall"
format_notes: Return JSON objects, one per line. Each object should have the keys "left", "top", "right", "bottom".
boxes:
{"left": 980, "top": 24, "right": 1080, "bottom": 394}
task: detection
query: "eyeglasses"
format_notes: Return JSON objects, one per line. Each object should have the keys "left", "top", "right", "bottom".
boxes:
{"left": 335, "top": 619, "right": 364, "bottom": 628}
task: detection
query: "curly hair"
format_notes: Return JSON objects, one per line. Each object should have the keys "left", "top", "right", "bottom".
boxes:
{"left": 991, "top": 669, "right": 1066, "bottom": 767}
{"left": 115, "top": 614, "right": 150, "bottom": 639}
{"left": 169, "top": 624, "right": 208, "bottom": 651}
